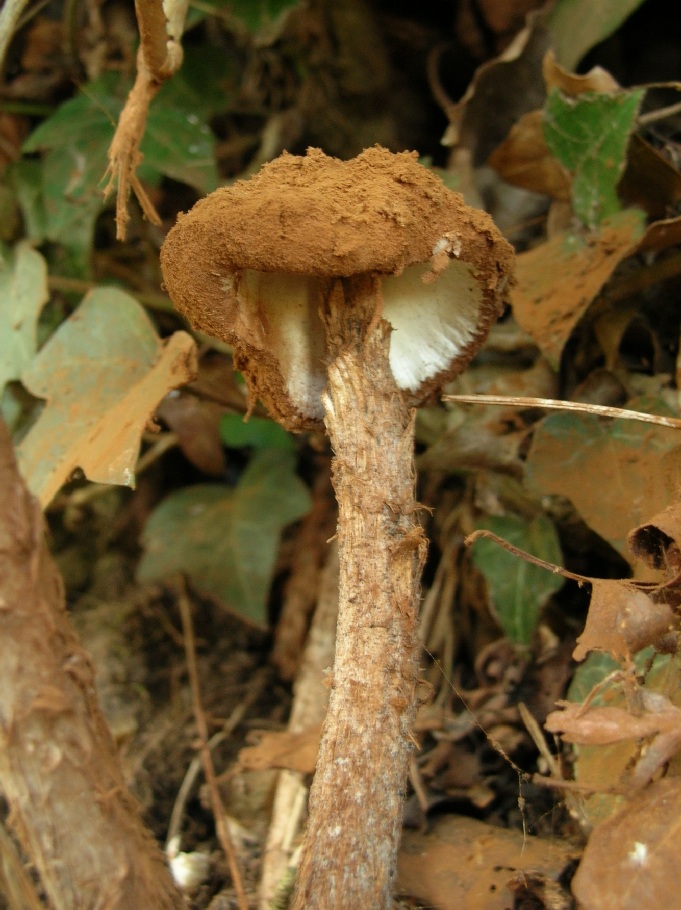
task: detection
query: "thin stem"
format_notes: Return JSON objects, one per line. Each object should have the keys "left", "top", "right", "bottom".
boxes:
{"left": 639, "top": 99, "right": 681, "bottom": 125}
{"left": 166, "top": 666, "right": 270, "bottom": 855}
{"left": 445, "top": 394, "right": 681, "bottom": 430}
{"left": 176, "top": 580, "right": 249, "bottom": 910}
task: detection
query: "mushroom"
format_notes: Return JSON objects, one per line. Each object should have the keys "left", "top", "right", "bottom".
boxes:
{"left": 160, "top": 146, "right": 514, "bottom": 909}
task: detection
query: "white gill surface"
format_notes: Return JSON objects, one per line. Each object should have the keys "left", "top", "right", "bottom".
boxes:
{"left": 383, "top": 260, "right": 482, "bottom": 392}
{"left": 244, "top": 271, "right": 327, "bottom": 420}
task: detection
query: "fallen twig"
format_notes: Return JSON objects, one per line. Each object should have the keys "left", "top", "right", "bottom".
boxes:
{"left": 444, "top": 394, "right": 681, "bottom": 430}
{"left": 176, "top": 577, "right": 249, "bottom": 910}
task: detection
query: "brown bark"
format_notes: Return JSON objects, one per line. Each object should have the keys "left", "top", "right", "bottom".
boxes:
{"left": 292, "top": 277, "right": 427, "bottom": 909}
{"left": 0, "top": 419, "right": 183, "bottom": 910}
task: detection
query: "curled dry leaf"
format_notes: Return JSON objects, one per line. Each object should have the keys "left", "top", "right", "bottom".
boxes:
{"left": 572, "top": 777, "right": 681, "bottom": 910}
{"left": 441, "top": 14, "right": 550, "bottom": 163}
{"left": 488, "top": 108, "right": 572, "bottom": 199}
{"left": 547, "top": 679, "right": 681, "bottom": 793}
{"left": 397, "top": 813, "right": 576, "bottom": 910}
{"left": 542, "top": 49, "right": 620, "bottom": 96}
{"left": 156, "top": 391, "right": 226, "bottom": 476}
{"left": 545, "top": 694, "right": 681, "bottom": 748}
{"left": 573, "top": 579, "right": 678, "bottom": 663}
{"left": 17, "top": 288, "right": 197, "bottom": 506}
{"left": 628, "top": 502, "right": 681, "bottom": 573}
{"left": 238, "top": 726, "right": 322, "bottom": 776}
{"left": 511, "top": 208, "right": 646, "bottom": 366}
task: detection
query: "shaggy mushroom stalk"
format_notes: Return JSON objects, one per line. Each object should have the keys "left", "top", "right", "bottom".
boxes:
{"left": 291, "top": 274, "right": 426, "bottom": 907}
{"left": 160, "top": 146, "right": 514, "bottom": 909}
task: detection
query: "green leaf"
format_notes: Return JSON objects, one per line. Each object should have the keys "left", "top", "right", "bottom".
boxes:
{"left": 9, "top": 159, "right": 49, "bottom": 244}
{"left": 137, "top": 449, "right": 311, "bottom": 626}
{"left": 219, "top": 414, "right": 295, "bottom": 451}
{"left": 157, "top": 43, "right": 236, "bottom": 119}
{"left": 525, "top": 405, "right": 681, "bottom": 560}
{"left": 0, "top": 241, "right": 49, "bottom": 394}
{"left": 138, "top": 105, "right": 218, "bottom": 193}
{"left": 471, "top": 514, "right": 564, "bottom": 646}
{"left": 20, "top": 70, "right": 218, "bottom": 272}
{"left": 188, "top": 0, "right": 302, "bottom": 37}
{"left": 543, "top": 87, "right": 644, "bottom": 229}
{"left": 567, "top": 648, "right": 658, "bottom": 704}
{"left": 547, "top": 0, "right": 648, "bottom": 71}
{"left": 16, "top": 287, "right": 196, "bottom": 504}
{"left": 567, "top": 651, "right": 621, "bottom": 704}
{"left": 21, "top": 79, "right": 118, "bottom": 273}
{"left": 229, "top": 0, "right": 301, "bottom": 34}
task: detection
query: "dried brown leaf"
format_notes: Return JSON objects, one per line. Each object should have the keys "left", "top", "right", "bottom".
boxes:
{"left": 157, "top": 392, "right": 226, "bottom": 476}
{"left": 574, "top": 579, "right": 678, "bottom": 662}
{"left": 238, "top": 726, "right": 322, "bottom": 775}
{"left": 572, "top": 778, "right": 681, "bottom": 910}
{"left": 488, "top": 109, "right": 572, "bottom": 199}
{"left": 511, "top": 208, "right": 645, "bottom": 365}
{"left": 542, "top": 49, "right": 620, "bottom": 96}
{"left": 442, "top": 15, "right": 550, "bottom": 165}
{"left": 397, "top": 814, "right": 576, "bottom": 910}
{"left": 545, "top": 699, "right": 681, "bottom": 746}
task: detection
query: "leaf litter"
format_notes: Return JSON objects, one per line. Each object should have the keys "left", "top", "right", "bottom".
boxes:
{"left": 3, "top": 1, "right": 681, "bottom": 908}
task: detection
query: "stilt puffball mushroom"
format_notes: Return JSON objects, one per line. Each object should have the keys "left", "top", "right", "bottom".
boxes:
{"left": 160, "top": 146, "right": 514, "bottom": 910}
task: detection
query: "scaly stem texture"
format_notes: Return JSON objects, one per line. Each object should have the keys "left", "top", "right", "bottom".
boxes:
{"left": 0, "top": 419, "right": 183, "bottom": 910}
{"left": 292, "top": 277, "right": 426, "bottom": 909}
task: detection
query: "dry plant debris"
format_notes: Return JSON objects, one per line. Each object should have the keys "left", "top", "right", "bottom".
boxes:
{"left": 2, "top": 1, "right": 681, "bottom": 909}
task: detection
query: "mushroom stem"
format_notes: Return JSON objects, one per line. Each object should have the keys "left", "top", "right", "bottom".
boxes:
{"left": 292, "top": 275, "right": 426, "bottom": 909}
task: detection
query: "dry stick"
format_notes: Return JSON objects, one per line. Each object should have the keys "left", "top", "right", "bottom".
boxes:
{"left": 175, "top": 579, "right": 249, "bottom": 910}
{"left": 517, "top": 703, "right": 587, "bottom": 826}
{"left": 0, "top": 418, "right": 184, "bottom": 910}
{"left": 465, "top": 528, "right": 590, "bottom": 585}
{"left": 444, "top": 394, "right": 681, "bottom": 431}
{"left": 292, "top": 277, "right": 426, "bottom": 910}
{"left": 272, "top": 459, "right": 336, "bottom": 681}
{"left": 260, "top": 541, "right": 340, "bottom": 909}
{"left": 166, "top": 666, "right": 271, "bottom": 854}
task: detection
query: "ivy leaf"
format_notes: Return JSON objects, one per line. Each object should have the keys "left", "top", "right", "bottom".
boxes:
{"left": 547, "top": 0, "right": 648, "bottom": 71}
{"left": 137, "top": 450, "right": 311, "bottom": 627}
{"left": 471, "top": 514, "right": 564, "bottom": 646}
{"left": 543, "top": 87, "right": 644, "bottom": 229}
{"left": 17, "top": 288, "right": 196, "bottom": 505}
{"left": 188, "top": 0, "right": 302, "bottom": 38}
{"left": 219, "top": 414, "right": 295, "bottom": 451}
{"left": 19, "top": 65, "right": 219, "bottom": 273}
{"left": 0, "top": 241, "right": 49, "bottom": 394}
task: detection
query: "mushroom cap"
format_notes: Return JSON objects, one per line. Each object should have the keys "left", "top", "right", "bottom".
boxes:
{"left": 161, "top": 146, "right": 514, "bottom": 430}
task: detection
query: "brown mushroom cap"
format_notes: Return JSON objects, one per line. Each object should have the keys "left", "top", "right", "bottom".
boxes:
{"left": 161, "top": 146, "right": 514, "bottom": 430}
